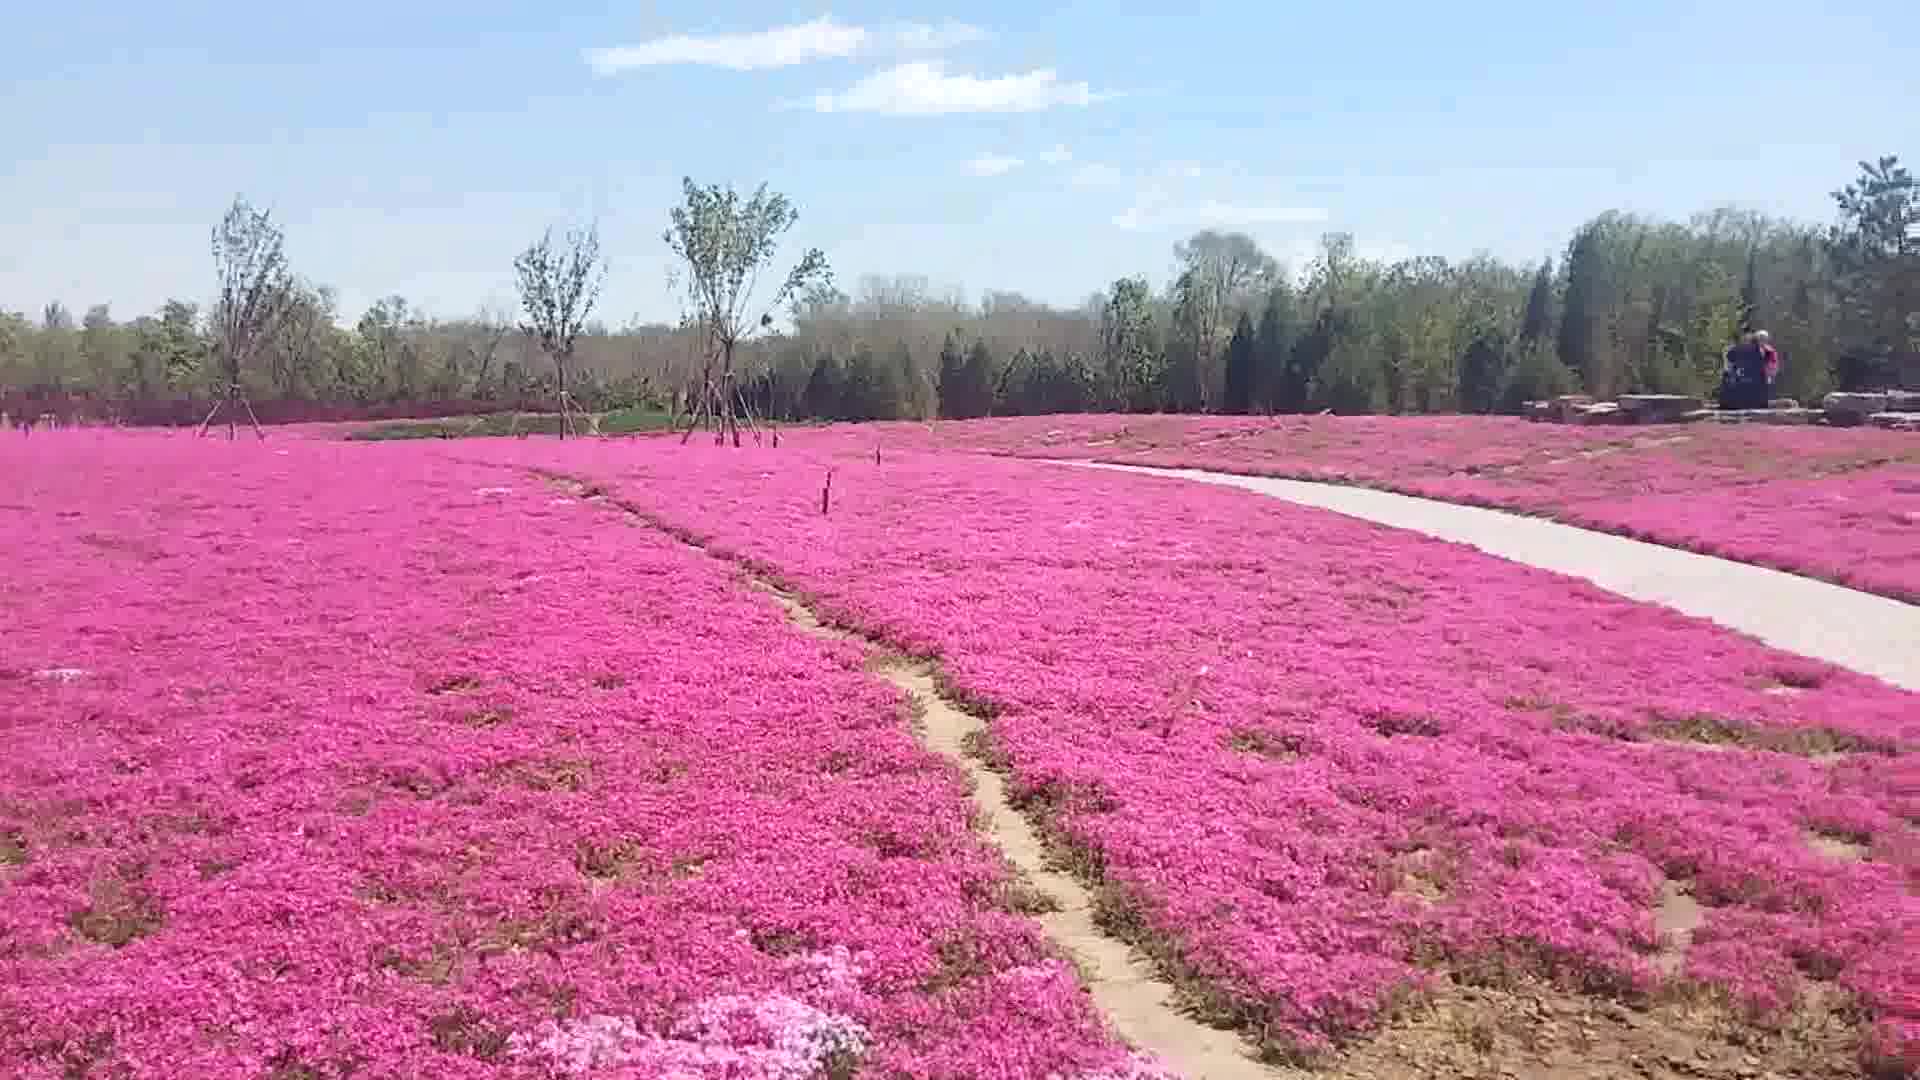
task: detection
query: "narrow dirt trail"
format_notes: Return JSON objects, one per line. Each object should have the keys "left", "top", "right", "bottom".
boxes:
{"left": 760, "top": 584, "right": 1296, "bottom": 1080}
{"left": 1069, "top": 462, "right": 1920, "bottom": 692}
{"left": 540, "top": 471, "right": 1295, "bottom": 1080}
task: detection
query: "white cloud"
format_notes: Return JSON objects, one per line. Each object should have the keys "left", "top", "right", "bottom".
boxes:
{"left": 1113, "top": 199, "right": 1329, "bottom": 231}
{"left": 965, "top": 154, "right": 1024, "bottom": 177}
{"left": 585, "top": 16, "right": 985, "bottom": 74}
{"left": 1038, "top": 144, "right": 1072, "bottom": 165}
{"left": 800, "top": 61, "right": 1108, "bottom": 115}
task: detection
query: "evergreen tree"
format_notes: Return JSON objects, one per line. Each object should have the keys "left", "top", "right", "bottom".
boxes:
{"left": 936, "top": 333, "right": 966, "bottom": 418}
{"left": 1519, "top": 259, "right": 1554, "bottom": 345}
{"left": 1558, "top": 224, "right": 1604, "bottom": 392}
{"left": 1252, "top": 285, "right": 1294, "bottom": 413}
{"left": 878, "top": 340, "right": 912, "bottom": 420}
{"left": 803, "top": 348, "right": 843, "bottom": 419}
{"left": 954, "top": 338, "right": 996, "bottom": 419}
{"left": 997, "top": 347, "right": 1034, "bottom": 415}
{"left": 1281, "top": 315, "right": 1329, "bottom": 413}
{"left": 841, "top": 343, "right": 880, "bottom": 420}
{"left": 1221, "top": 311, "right": 1257, "bottom": 413}
{"left": 1499, "top": 339, "right": 1577, "bottom": 413}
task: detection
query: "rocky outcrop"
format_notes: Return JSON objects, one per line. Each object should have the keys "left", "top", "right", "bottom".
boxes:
{"left": 1571, "top": 402, "right": 1627, "bottom": 425}
{"left": 1707, "top": 408, "right": 1819, "bottom": 425}
{"left": 1823, "top": 392, "right": 1890, "bottom": 427}
{"left": 1521, "top": 390, "right": 1917, "bottom": 430}
{"left": 1618, "top": 395, "right": 1703, "bottom": 423}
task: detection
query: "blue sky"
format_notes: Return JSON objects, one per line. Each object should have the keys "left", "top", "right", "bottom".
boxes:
{"left": 2, "top": 1, "right": 1911, "bottom": 326}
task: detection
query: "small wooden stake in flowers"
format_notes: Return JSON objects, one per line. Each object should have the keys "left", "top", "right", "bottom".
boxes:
{"left": 821, "top": 468, "right": 835, "bottom": 515}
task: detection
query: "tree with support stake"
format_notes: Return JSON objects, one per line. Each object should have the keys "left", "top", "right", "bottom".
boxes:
{"left": 199, "top": 196, "right": 294, "bottom": 440}
{"left": 513, "top": 224, "right": 605, "bottom": 440}
{"left": 664, "top": 177, "right": 830, "bottom": 448}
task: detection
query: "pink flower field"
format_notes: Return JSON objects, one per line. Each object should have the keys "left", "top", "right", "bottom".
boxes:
{"left": 839, "top": 414, "right": 1920, "bottom": 604}
{"left": 0, "top": 435, "right": 1160, "bottom": 1078}
{"left": 471, "top": 436, "right": 1920, "bottom": 1073}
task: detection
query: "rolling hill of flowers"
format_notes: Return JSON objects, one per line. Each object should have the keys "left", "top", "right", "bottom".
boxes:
{"left": 484, "top": 435, "right": 1920, "bottom": 1073}
{"left": 0, "top": 435, "right": 1155, "bottom": 1079}
{"left": 846, "top": 414, "right": 1920, "bottom": 604}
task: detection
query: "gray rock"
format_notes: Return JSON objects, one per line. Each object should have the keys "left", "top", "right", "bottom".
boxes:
{"left": 1618, "top": 394, "right": 1703, "bottom": 423}
{"left": 1824, "top": 391, "right": 1891, "bottom": 414}
{"left": 1572, "top": 402, "right": 1628, "bottom": 425}
{"left": 1703, "top": 408, "right": 1817, "bottom": 425}
{"left": 1868, "top": 412, "right": 1920, "bottom": 432}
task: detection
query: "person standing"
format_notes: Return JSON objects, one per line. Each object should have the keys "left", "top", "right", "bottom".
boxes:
{"left": 1754, "top": 330, "right": 1780, "bottom": 394}
{"left": 1719, "top": 331, "right": 1776, "bottom": 410}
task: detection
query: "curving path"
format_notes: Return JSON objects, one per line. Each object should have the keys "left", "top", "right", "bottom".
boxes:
{"left": 1072, "top": 462, "right": 1920, "bottom": 692}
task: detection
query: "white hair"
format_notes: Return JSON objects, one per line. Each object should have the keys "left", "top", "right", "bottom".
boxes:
{"left": 1753, "top": 329, "right": 1771, "bottom": 342}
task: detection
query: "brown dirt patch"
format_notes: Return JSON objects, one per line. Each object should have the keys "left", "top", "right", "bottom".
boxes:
{"left": 1654, "top": 878, "right": 1706, "bottom": 975}
{"left": 1325, "top": 978, "right": 1864, "bottom": 1080}
{"left": 1802, "top": 829, "right": 1869, "bottom": 863}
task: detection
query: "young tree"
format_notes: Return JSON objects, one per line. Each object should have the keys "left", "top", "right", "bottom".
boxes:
{"left": 34, "top": 302, "right": 77, "bottom": 392}
{"left": 152, "top": 300, "right": 206, "bottom": 394}
{"left": 665, "top": 178, "right": 830, "bottom": 445}
{"left": 202, "top": 195, "right": 294, "bottom": 439}
{"left": 1100, "top": 276, "right": 1160, "bottom": 411}
{"left": 1826, "top": 155, "right": 1917, "bottom": 389}
{"left": 513, "top": 224, "right": 605, "bottom": 438}
{"left": 80, "top": 304, "right": 125, "bottom": 404}
{"left": 268, "top": 283, "right": 337, "bottom": 399}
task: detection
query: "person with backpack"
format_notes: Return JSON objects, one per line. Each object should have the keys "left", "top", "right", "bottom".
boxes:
{"left": 1719, "top": 330, "right": 1779, "bottom": 410}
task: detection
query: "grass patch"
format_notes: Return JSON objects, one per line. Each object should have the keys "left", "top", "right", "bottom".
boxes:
{"left": 347, "top": 408, "right": 673, "bottom": 442}
{"left": 427, "top": 1007, "right": 509, "bottom": 1060}
{"left": 426, "top": 674, "right": 481, "bottom": 695}
{"left": 70, "top": 875, "right": 165, "bottom": 948}
{"left": 456, "top": 706, "right": 514, "bottom": 729}
{"left": 574, "top": 838, "right": 646, "bottom": 881}
{"left": 500, "top": 757, "right": 592, "bottom": 793}
{"left": 1227, "top": 727, "right": 1308, "bottom": 760}
{"left": 1641, "top": 709, "right": 1900, "bottom": 757}
{"left": 748, "top": 926, "right": 818, "bottom": 958}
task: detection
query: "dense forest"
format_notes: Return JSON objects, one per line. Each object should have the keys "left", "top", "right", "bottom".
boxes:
{"left": 3, "top": 156, "right": 1913, "bottom": 426}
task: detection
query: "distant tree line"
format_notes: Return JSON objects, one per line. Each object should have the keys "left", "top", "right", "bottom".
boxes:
{"left": 3, "top": 156, "right": 1913, "bottom": 425}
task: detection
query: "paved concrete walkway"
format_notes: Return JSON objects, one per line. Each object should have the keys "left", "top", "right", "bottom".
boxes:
{"left": 1074, "top": 462, "right": 1920, "bottom": 692}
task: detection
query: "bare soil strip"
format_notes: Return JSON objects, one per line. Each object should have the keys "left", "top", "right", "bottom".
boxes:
{"left": 538, "top": 470, "right": 1289, "bottom": 1080}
